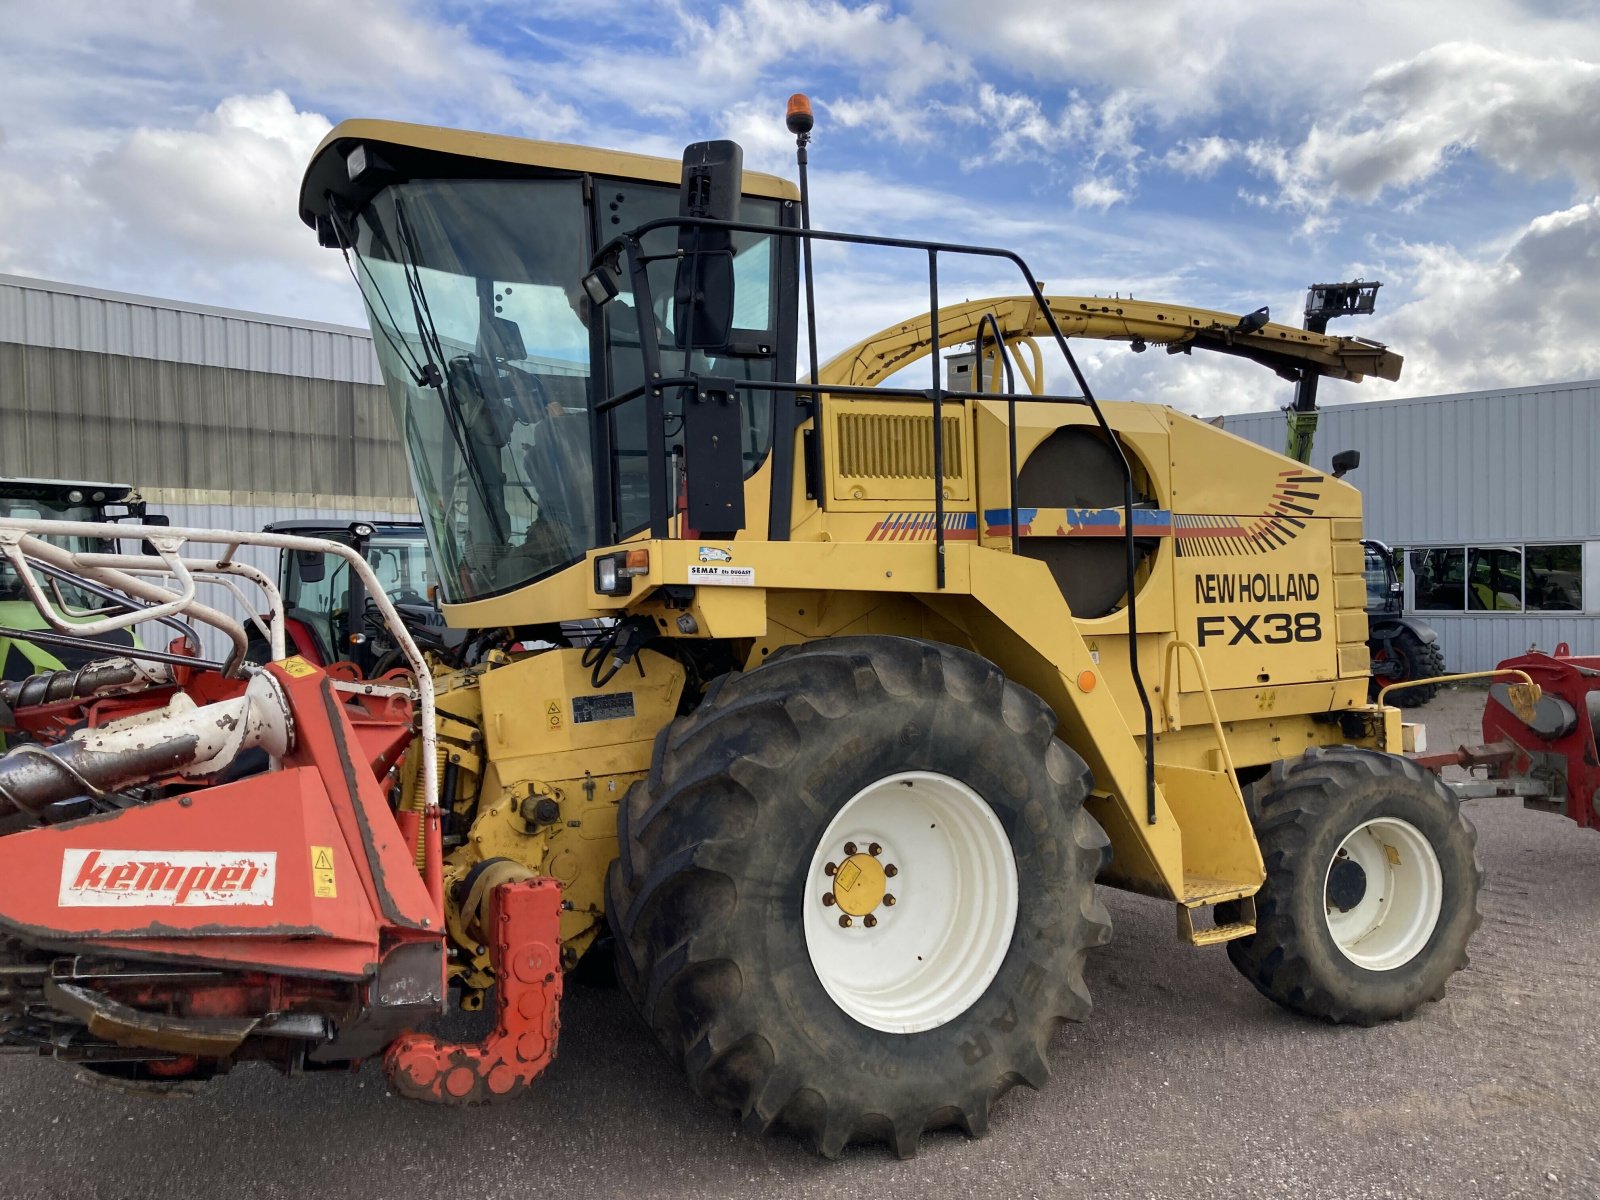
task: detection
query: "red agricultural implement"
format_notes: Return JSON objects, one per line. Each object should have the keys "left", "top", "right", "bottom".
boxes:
{"left": 0, "top": 519, "right": 556, "bottom": 1103}
{"left": 1411, "top": 644, "right": 1600, "bottom": 830}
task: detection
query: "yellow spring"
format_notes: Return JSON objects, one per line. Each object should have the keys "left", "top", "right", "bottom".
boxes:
{"left": 396, "top": 740, "right": 435, "bottom": 875}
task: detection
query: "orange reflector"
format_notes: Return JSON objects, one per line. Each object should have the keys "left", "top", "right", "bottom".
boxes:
{"left": 1077, "top": 670, "right": 1097, "bottom": 693}
{"left": 624, "top": 548, "right": 650, "bottom": 572}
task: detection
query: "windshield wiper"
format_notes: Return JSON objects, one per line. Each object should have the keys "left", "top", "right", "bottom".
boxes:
{"left": 390, "top": 196, "right": 510, "bottom": 546}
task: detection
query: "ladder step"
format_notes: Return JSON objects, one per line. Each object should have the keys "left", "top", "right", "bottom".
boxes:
{"left": 1176, "top": 894, "right": 1256, "bottom": 946}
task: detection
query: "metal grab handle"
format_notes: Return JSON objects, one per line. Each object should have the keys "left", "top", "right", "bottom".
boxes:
{"left": 1159, "top": 638, "right": 1241, "bottom": 783}
{"left": 1378, "top": 667, "right": 1541, "bottom": 721}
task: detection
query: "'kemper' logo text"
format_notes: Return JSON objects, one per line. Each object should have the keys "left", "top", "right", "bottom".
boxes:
{"left": 59, "top": 849, "right": 277, "bottom": 908}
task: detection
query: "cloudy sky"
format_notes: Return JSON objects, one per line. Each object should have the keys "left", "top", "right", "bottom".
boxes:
{"left": 2, "top": 0, "right": 1598, "bottom": 415}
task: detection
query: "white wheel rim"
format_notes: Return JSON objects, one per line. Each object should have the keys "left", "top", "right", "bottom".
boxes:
{"left": 1323, "top": 817, "right": 1443, "bottom": 971}
{"left": 801, "top": 770, "right": 1019, "bottom": 1034}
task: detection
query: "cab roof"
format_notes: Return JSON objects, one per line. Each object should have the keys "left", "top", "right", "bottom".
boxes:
{"left": 0, "top": 478, "right": 134, "bottom": 504}
{"left": 299, "top": 118, "right": 799, "bottom": 230}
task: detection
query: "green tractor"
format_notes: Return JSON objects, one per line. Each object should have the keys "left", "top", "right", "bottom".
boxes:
{"left": 0, "top": 478, "right": 169, "bottom": 682}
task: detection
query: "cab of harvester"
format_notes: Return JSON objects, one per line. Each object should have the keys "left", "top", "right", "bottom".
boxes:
{"left": 0, "top": 107, "right": 1480, "bottom": 1161}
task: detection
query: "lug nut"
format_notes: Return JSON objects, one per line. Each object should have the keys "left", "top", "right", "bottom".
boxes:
{"left": 822, "top": 892, "right": 836, "bottom": 906}
{"left": 864, "top": 914, "right": 878, "bottom": 928}
{"left": 883, "top": 893, "right": 896, "bottom": 906}
{"left": 844, "top": 841, "right": 858, "bottom": 855}
{"left": 885, "top": 864, "right": 898, "bottom": 877}
{"left": 824, "top": 862, "right": 837, "bottom": 876}
{"left": 838, "top": 915, "right": 852, "bottom": 928}
{"left": 868, "top": 842, "right": 882, "bottom": 856}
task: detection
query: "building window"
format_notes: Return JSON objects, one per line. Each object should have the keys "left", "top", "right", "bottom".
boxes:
{"left": 1413, "top": 547, "right": 1464, "bottom": 611}
{"left": 1467, "top": 545, "right": 1523, "bottom": 611}
{"left": 1527, "top": 544, "right": 1583, "bottom": 611}
{"left": 1408, "top": 543, "right": 1584, "bottom": 613}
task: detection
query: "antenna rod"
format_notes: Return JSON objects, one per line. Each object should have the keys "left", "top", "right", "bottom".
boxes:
{"left": 787, "top": 94, "right": 822, "bottom": 398}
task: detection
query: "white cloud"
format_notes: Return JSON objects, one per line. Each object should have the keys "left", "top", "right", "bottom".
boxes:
{"left": 1072, "top": 178, "right": 1127, "bottom": 211}
{"left": 91, "top": 93, "right": 333, "bottom": 267}
{"left": 1164, "top": 136, "right": 1234, "bottom": 179}
{"left": 0, "top": 92, "right": 361, "bottom": 322}
{"left": 1245, "top": 43, "right": 1600, "bottom": 226}
{"left": 1366, "top": 197, "right": 1600, "bottom": 397}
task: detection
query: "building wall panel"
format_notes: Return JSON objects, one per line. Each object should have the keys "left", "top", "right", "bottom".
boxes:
{"left": 1222, "top": 379, "right": 1600, "bottom": 545}
{"left": 0, "top": 273, "right": 383, "bottom": 385}
{"left": 1423, "top": 616, "right": 1600, "bottom": 674}
{"left": 0, "top": 343, "right": 412, "bottom": 505}
{"left": 1222, "top": 379, "right": 1600, "bottom": 671}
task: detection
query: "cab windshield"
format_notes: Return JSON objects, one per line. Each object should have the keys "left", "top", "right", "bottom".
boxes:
{"left": 0, "top": 496, "right": 110, "bottom": 609}
{"left": 350, "top": 177, "right": 785, "bottom": 603}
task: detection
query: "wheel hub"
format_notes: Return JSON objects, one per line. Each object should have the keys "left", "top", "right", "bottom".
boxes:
{"left": 1325, "top": 855, "right": 1368, "bottom": 912}
{"left": 829, "top": 850, "right": 890, "bottom": 917}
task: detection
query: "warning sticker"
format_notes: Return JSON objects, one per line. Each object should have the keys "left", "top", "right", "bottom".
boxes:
{"left": 310, "top": 846, "right": 337, "bottom": 899}
{"left": 546, "top": 700, "right": 563, "bottom": 730}
{"left": 279, "top": 656, "right": 319, "bottom": 678}
{"left": 573, "top": 692, "right": 637, "bottom": 724}
{"left": 688, "top": 565, "right": 755, "bottom": 587}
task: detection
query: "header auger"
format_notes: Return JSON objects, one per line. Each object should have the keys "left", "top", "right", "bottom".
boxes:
{"left": 0, "top": 101, "right": 1480, "bottom": 1158}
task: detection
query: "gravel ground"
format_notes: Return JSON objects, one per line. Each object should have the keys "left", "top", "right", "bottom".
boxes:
{"left": 1, "top": 686, "right": 1596, "bottom": 1199}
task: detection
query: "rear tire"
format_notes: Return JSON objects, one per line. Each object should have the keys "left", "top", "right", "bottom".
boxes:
{"left": 1226, "top": 747, "right": 1481, "bottom": 1025}
{"left": 1369, "top": 628, "right": 1446, "bottom": 707}
{"left": 606, "top": 636, "right": 1111, "bottom": 1158}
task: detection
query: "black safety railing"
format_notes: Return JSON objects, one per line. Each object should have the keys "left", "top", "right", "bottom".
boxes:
{"left": 589, "top": 215, "right": 1160, "bottom": 824}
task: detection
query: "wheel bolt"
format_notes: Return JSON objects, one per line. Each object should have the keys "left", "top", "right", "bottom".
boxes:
{"left": 822, "top": 892, "right": 836, "bottom": 906}
{"left": 884, "top": 864, "right": 898, "bottom": 877}
{"left": 824, "top": 862, "right": 837, "bottom": 876}
{"left": 844, "top": 841, "right": 858, "bottom": 855}
{"left": 864, "top": 914, "right": 878, "bottom": 928}
{"left": 868, "top": 842, "right": 882, "bottom": 856}
{"left": 883, "top": 893, "right": 896, "bottom": 906}
{"left": 838, "top": 915, "right": 852, "bottom": 928}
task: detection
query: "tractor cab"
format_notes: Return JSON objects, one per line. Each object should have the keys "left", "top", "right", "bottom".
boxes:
{"left": 258, "top": 518, "right": 439, "bottom": 674}
{"left": 0, "top": 478, "right": 166, "bottom": 680}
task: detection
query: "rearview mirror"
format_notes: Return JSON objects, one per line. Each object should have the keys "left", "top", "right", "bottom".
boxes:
{"left": 1331, "top": 449, "right": 1360, "bottom": 478}
{"left": 673, "top": 140, "right": 742, "bottom": 352}
{"left": 295, "top": 549, "right": 327, "bottom": 584}
{"left": 139, "top": 513, "right": 170, "bottom": 556}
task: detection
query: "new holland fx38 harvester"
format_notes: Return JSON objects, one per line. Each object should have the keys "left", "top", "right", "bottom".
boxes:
{"left": 0, "top": 102, "right": 1480, "bottom": 1159}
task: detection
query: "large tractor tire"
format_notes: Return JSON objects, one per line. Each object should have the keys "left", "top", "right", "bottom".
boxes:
{"left": 606, "top": 636, "right": 1110, "bottom": 1158}
{"left": 1368, "top": 628, "right": 1446, "bottom": 707}
{"left": 1225, "top": 747, "right": 1481, "bottom": 1025}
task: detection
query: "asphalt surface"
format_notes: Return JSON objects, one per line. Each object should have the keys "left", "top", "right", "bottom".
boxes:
{"left": 1, "top": 687, "right": 1597, "bottom": 1199}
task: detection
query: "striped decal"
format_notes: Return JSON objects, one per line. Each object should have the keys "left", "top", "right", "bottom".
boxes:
{"left": 865, "top": 511, "right": 979, "bottom": 542}
{"left": 863, "top": 471, "right": 1323, "bottom": 555}
{"left": 1174, "top": 470, "right": 1324, "bottom": 558}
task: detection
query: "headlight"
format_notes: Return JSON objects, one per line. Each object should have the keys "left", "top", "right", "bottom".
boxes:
{"left": 593, "top": 549, "right": 650, "bottom": 597}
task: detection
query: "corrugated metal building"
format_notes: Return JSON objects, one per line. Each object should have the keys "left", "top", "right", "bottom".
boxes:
{"left": 1221, "top": 379, "right": 1600, "bottom": 671}
{"left": 0, "top": 272, "right": 415, "bottom": 654}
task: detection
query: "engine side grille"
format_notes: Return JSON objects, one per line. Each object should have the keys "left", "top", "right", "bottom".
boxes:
{"left": 836, "top": 413, "right": 965, "bottom": 480}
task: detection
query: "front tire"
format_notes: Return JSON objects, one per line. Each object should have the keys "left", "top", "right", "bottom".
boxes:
{"left": 606, "top": 636, "right": 1111, "bottom": 1158}
{"left": 1226, "top": 747, "right": 1481, "bottom": 1025}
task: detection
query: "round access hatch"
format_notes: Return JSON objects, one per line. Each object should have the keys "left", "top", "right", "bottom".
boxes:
{"left": 1013, "top": 426, "right": 1158, "bottom": 618}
